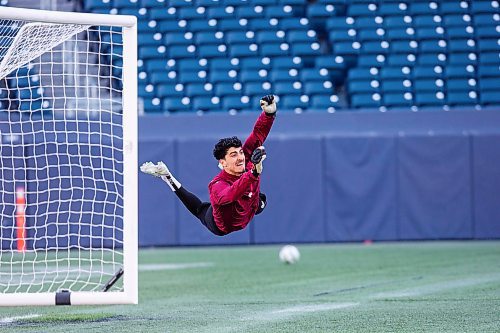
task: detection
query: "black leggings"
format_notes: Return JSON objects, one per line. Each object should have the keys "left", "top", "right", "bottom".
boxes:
{"left": 175, "top": 187, "right": 225, "bottom": 236}
{"left": 174, "top": 187, "right": 267, "bottom": 236}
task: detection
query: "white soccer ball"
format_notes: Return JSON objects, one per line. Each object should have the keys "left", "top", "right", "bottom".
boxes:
{"left": 279, "top": 245, "right": 300, "bottom": 264}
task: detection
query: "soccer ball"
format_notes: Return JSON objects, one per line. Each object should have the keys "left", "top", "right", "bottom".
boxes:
{"left": 279, "top": 245, "right": 300, "bottom": 264}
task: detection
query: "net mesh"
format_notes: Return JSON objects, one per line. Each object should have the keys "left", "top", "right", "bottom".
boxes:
{"left": 0, "top": 18, "right": 125, "bottom": 293}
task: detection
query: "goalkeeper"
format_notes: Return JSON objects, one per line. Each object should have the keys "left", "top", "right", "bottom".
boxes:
{"left": 141, "top": 95, "right": 277, "bottom": 236}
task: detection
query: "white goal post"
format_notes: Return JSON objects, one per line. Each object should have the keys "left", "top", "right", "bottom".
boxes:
{"left": 0, "top": 7, "right": 137, "bottom": 306}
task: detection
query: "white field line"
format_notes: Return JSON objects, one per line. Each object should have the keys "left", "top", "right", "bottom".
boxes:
{"left": 139, "top": 262, "right": 214, "bottom": 271}
{"left": 0, "top": 314, "right": 40, "bottom": 325}
{"left": 371, "top": 274, "right": 500, "bottom": 299}
{"left": 234, "top": 273, "right": 500, "bottom": 330}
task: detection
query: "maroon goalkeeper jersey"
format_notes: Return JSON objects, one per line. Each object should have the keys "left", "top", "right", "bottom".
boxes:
{"left": 208, "top": 111, "right": 275, "bottom": 234}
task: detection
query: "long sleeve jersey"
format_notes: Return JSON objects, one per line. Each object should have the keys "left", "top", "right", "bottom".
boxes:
{"left": 208, "top": 111, "right": 275, "bottom": 234}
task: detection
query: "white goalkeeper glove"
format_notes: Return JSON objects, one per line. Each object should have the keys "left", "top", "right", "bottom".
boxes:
{"left": 140, "top": 161, "right": 181, "bottom": 191}
{"left": 251, "top": 146, "right": 266, "bottom": 176}
{"left": 260, "top": 94, "right": 277, "bottom": 115}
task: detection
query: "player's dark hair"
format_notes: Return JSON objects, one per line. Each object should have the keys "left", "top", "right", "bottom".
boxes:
{"left": 213, "top": 136, "right": 242, "bottom": 160}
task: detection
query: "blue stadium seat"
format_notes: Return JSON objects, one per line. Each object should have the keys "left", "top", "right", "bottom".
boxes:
{"left": 236, "top": 6, "right": 263, "bottom": 18}
{"left": 214, "top": 82, "right": 243, "bottom": 96}
{"left": 237, "top": 58, "right": 267, "bottom": 70}
{"left": 85, "top": 0, "right": 112, "bottom": 11}
{"left": 226, "top": 31, "right": 255, "bottom": 44}
{"left": 210, "top": 69, "right": 239, "bottom": 83}
{"left": 351, "top": 93, "right": 381, "bottom": 108}
{"left": 223, "top": 96, "right": 251, "bottom": 111}
{"left": 304, "top": 81, "right": 334, "bottom": 95}
{"left": 218, "top": 18, "right": 248, "bottom": 31}
{"left": 169, "top": 45, "right": 196, "bottom": 59}
{"left": 185, "top": 83, "right": 212, "bottom": 97}
{"left": 386, "top": 54, "right": 415, "bottom": 67}
{"left": 157, "top": 84, "right": 184, "bottom": 98}
{"left": 478, "top": 65, "right": 500, "bottom": 78}
{"left": 209, "top": 58, "right": 238, "bottom": 71}
{"left": 410, "top": 3, "right": 439, "bottom": 16}
{"left": 164, "top": 32, "right": 192, "bottom": 46}
{"left": 473, "top": 13, "right": 499, "bottom": 26}
{"left": 378, "top": 2, "right": 408, "bottom": 16}
{"left": 328, "top": 29, "right": 356, "bottom": 43}
{"left": 445, "top": 65, "right": 476, "bottom": 78}
{"left": 249, "top": 18, "right": 278, "bottom": 32}
{"left": 261, "top": 43, "right": 290, "bottom": 57}
{"left": 279, "top": 17, "right": 310, "bottom": 31}
{"left": 479, "top": 78, "right": 500, "bottom": 92}
{"left": 478, "top": 39, "right": 500, "bottom": 52}
{"left": 448, "top": 53, "right": 478, "bottom": 65}
{"left": 169, "top": 0, "right": 193, "bottom": 8}
{"left": 447, "top": 91, "right": 478, "bottom": 105}
{"left": 141, "top": 97, "right": 162, "bottom": 113}
{"left": 414, "top": 92, "right": 446, "bottom": 106}
{"left": 150, "top": 71, "right": 177, "bottom": 85}
{"left": 240, "top": 69, "right": 268, "bottom": 83}
{"left": 178, "top": 70, "right": 206, "bottom": 84}
{"left": 448, "top": 39, "right": 476, "bottom": 53}
{"left": 441, "top": 1, "right": 470, "bottom": 15}
{"left": 413, "top": 66, "right": 443, "bottom": 79}
{"left": 420, "top": 40, "right": 448, "bottom": 53}
{"left": 310, "top": 94, "right": 341, "bottom": 111}
{"left": 206, "top": 6, "right": 235, "bottom": 19}
{"left": 229, "top": 44, "right": 259, "bottom": 58}
{"left": 418, "top": 53, "right": 447, "bottom": 66}
{"left": 384, "top": 15, "right": 412, "bottom": 28}
{"left": 198, "top": 44, "right": 227, "bottom": 58}
{"left": 481, "top": 91, "right": 500, "bottom": 105}
{"left": 113, "top": 0, "right": 139, "bottom": 9}
{"left": 244, "top": 82, "right": 272, "bottom": 96}
{"left": 384, "top": 92, "right": 414, "bottom": 107}
{"left": 447, "top": 78, "right": 476, "bottom": 91}
{"left": 476, "top": 26, "right": 500, "bottom": 39}
{"left": 193, "top": 96, "right": 222, "bottom": 111}
{"left": 443, "top": 14, "right": 472, "bottom": 27}
{"left": 271, "top": 56, "right": 303, "bottom": 69}
{"left": 265, "top": 5, "right": 297, "bottom": 18}
{"left": 348, "top": 68, "right": 379, "bottom": 81}
{"left": 195, "top": 32, "right": 222, "bottom": 44}
{"left": 178, "top": 59, "right": 207, "bottom": 71}
{"left": 381, "top": 79, "right": 412, "bottom": 93}
{"left": 141, "top": 0, "right": 168, "bottom": 8}
{"left": 307, "top": 3, "right": 341, "bottom": 19}
{"left": 274, "top": 82, "right": 302, "bottom": 95}
{"left": 479, "top": 52, "right": 499, "bottom": 65}
{"left": 163, "top": 97, "right": 192, "bottom": 112}
{"left": 349, "top": 80, "right": 379, "bottom": 94}
{"left": 139, "top": 32, "right": 163, "bottom": 46}
{"left": 447, "top": 27, "right": 475, "bottom": 39}
{"left": 269, "top": 69, "right": 298, "bottom": 82}
{"left": 148, "top": 7, "right": 176, "bottom": 20}
{"left": 300, "top": 68, "right": 330, "bottom": 82}
{"left": 256, "top": 31, "right": 286, "bottom": 44}
{"left": 178, "top": 7, "right": 206, "bottom": 20}
{"left": 471, "top": 1, "right": 499, "bottom": 14}
{"left": 347, "top": 3, "right": 378, "bottom": 17}
{"left": 138, "top": 83, "right": 155, "bottom": 98}
{"left": 190, "top": 19, "right": 218, "bottom": 32}
{"left": 280, "top": 95, "right": 309, "bottom": 110}
{"left": 414, "top": 78, "right": 443, "bottom": 92}
{"left": 380, "top": 67, "right": 410, "bottom": 80}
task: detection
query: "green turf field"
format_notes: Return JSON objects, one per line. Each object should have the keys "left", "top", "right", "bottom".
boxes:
{"left": 1, "top": 241, "right": 499, "bottom": 332}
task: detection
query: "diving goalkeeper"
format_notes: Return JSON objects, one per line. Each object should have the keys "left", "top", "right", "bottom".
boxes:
{"left": 141, "top": 95, "right": 277, "bottom": 236}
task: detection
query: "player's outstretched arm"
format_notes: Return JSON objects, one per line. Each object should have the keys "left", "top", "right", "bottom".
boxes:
{"left": 140, "top": 161, "right": 181, "bottom": 191}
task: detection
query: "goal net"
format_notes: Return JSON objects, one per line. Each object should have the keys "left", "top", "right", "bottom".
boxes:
{"left": 0, "top": 7, "right": 137, "bottom": 306}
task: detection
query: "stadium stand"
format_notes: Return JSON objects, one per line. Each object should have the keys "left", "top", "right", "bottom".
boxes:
{"left": 2, "top": 0, "right": 499, "bottom": 114}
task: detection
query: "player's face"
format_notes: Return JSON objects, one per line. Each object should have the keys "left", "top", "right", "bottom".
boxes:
{"left": 221, "top": 146, "right": 245, "bottom": 176}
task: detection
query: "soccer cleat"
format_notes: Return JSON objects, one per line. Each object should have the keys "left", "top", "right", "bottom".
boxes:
{"left": 140, "top": 161, "right": 181, "bottom": 191}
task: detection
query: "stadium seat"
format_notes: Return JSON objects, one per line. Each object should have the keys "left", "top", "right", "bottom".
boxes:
{"left": 351, "top": 93, "right": 381, "bottom": 108}
{"left": 349, "top": 80, "right": 379, "bottom": 94}
{"left": 280, "top": 95, "right": 309, "bottom": 111}
{"left": 209, "top": 69, "right": 239, "bottom": 83}
{"left": 304, "top": 81, "right": 334, "bottom": 95}
{"left": 244, "top": 82, "right": 272, "bottom": 96}
{"left": 193, "top": 96, "right": 222, "bottom": 111}
{"left": 178, "top": 59, "right": 207, "bottom": 72}
{"left": 223, "top": 95, "right": 251, "bottom": 111}
{"left": 269, "top": 69, "right": 298, "bottom": 82}
{"left": 310, "top": 94, "right": 341, "bottom": 111}
{"left": 226, "top": 31, "right": 255, "bottom": 44}
{"left": 414, "top": 92, "right": 446, "bottom": 106}
{"left": 481, "top": 91, "right": 500, "bottom": 104}
{"left": 229, "top": 43, "right": 259, "bottom": 58}
{"left": 163, "top": 97, "right": 192, "bottom": 112}
{"left": 141, "top": 97, "right": 162, "bottom": 113}
{"left": 447, "top": 91, "right": 478, "bottom": 105}
{"left": 384, "top": 92, "right": 414, "bottom": 107}
{"left": 381, "top": 79, "right": 412, "bottom": 93}
{"left": 214, "top": 82, "right": 243, "bottom": 96}
{"left": 157, "top": 84, "right": 184, "bottom": 98}
{"left": 240, "top": 69, "right": 268, "bottom": 83}
{"left": 185, "top": 83, "right": 212, "bottom": 97}
{"left": 414, "top": 78, "right": 444, "bottom": 92}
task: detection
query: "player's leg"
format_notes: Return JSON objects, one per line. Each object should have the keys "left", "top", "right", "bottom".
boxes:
{"left": 140, "top": 161, "right": 224, "bottom": 235}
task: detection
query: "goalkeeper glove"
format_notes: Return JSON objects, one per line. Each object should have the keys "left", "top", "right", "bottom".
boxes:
{"left": 260, "top": 94, "right": 277, "bottom": 115}
{"left": 140, "top": 161, "right": 181, "bottom": 191}
{"left": 251, "top": 146, "right": 267, "bottom": 177}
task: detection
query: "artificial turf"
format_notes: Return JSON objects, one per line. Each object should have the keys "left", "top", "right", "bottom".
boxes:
{"left": 1, "top": 241, "right": 499, "bottom": 332}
